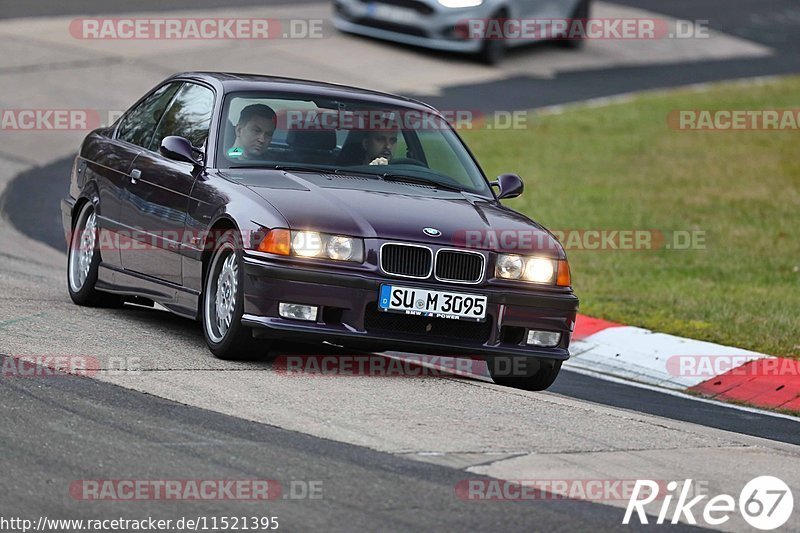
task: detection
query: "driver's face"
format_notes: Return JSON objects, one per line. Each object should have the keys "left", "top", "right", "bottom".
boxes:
{"left": 235, "top": 116, "right": 275, "bottom": 159}
{"left": 363, "top": 131, "right": 398, "bottom": 162}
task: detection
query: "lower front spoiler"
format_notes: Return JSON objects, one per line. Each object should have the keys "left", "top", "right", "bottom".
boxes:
{"left": 333, "top": 16, "right": 484, "bottom": 53}
{"left": 241, "top": 314, "right": 570, "bottom": 361}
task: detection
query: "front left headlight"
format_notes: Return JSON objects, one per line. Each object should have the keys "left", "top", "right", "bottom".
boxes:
{"left": 326, "top": 235, "right": 356, "bottom": 261}
{"left": 258, "top": 229, "right": 364, "bottom": 263}
{"left": 496, "top": 254, "right": 571, "bottom": 286}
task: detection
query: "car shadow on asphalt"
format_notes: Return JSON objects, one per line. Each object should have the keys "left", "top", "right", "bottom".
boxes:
{"left": 108, "top": 301, "right": 490, "bottom": 381}
{"left": 340, "top": 32, "right": 563, "bottom": 67}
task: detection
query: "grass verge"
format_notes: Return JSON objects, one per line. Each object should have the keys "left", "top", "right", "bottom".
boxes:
{"left": 461, "top": 76, "right": 800, "bottom": 358}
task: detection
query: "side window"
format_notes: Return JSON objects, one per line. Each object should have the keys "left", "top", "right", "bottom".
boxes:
{"left": 150, "top": 83, "right": 214, "bottom": 151}
{"left": 117, "top": 83, "right": 181, "bottom": 148}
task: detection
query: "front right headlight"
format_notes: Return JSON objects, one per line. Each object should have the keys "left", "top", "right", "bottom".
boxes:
{"left": 495, "top": 254, "right": 571, "bottom": 286}
{"left": 496, "top": 254, "right": 524, "bottom": 279}
{"left": 326, "top": 235, "right": 356, "bottom": 261}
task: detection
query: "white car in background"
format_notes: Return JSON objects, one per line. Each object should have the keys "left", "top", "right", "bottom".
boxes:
{"left": 332, "top": 0, "right": 591, "bottom": 64}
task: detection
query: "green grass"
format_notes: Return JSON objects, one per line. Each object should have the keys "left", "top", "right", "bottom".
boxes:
{"left": 461, "top": 77, "right": 800, "bottom": 357}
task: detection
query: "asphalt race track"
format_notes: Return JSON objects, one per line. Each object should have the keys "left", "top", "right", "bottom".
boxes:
{"left": 3, "top": 157, "right": 800, "bottom": 448}
{"left": 7, "top": 354, "right": 696, "bottom": 532}
{"left": 1, "top": 0, "right": 799, "bottom": 531}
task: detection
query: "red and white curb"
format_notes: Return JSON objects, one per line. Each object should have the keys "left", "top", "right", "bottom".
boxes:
{"left": 567, "top": 315, "right": 800, "bottom": 415}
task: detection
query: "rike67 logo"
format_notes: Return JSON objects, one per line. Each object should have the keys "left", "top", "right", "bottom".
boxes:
{"left": 624, "top": 476, "right": 794, "bottom": 530}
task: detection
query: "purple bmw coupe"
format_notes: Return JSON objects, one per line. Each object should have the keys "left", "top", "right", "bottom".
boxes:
{"left": 63, "top": 72, "right": 578, "bottom": 390}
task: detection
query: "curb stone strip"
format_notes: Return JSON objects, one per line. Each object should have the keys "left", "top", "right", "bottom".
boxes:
{"left": 569, "top": 314, "right": 799, "bottom": 415}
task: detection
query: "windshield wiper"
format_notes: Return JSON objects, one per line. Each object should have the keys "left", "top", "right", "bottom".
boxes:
{"left": 381, "top": 173, "right": 465, "bottom": 193}
{"left": 229, "top": 165, "right": 463, "bottom": 192}
{"left": 274, "top": 165, "right": 392, "bottom": 181}
{"left": 229, "top": 164, "right": 334, "bottom": 172}
{"left": 272, "top": 164, "right": 331, "bottom": 173}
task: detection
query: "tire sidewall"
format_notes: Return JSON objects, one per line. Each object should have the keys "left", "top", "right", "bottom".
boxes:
{"left": 489, "top": 358, "right": 563, "bottom": 391}
{"left": 202, "top": 230, "right": 249, "bottom": 356}
{"left": 482, "top": 39, "right": 506, "bottom": 65}
{"left": 67, "top": 202, "right": 102, "bottom": 304}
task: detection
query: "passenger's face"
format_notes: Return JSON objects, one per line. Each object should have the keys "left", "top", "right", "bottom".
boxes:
{"left": 235, "top": 116, "right": 275, "bottom": 158}
{"left": 363, "top": 131, "right": 398, "bottom": 162}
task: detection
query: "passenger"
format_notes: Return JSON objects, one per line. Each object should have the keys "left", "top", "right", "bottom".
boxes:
{"left": 229, "top": 104, "right": 276, "bottom": 160}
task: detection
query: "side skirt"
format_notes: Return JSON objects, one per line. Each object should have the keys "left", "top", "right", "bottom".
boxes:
{"left": 96, "top": 264, "right": 200, "bottom": 320}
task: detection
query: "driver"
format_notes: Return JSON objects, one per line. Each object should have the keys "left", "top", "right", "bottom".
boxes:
{"left": 362, "top": 129, "right": 398, "bottom": 166}
{"left": 229, "top": 104, "right": 276, "bottom": 160}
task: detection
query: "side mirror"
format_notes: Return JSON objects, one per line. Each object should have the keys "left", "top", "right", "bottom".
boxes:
{"left": 160, "top": 136, "right": 201, "bottom": 166}
{"left": 492, "top": 173, "right": 524, "bottom": 199}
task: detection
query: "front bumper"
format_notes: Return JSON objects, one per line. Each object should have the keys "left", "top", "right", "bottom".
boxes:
{"left": 332, "top": 1, "right": 495, "bottom": 53}
{"left": 242, "top": 255, "right": 579, "bottom": 361}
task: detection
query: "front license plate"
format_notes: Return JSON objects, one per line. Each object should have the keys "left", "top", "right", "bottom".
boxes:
{"left": 368, "top": 3, "right": 418, "bottom": 24}
{"left": 378, "top": 285, "right": 488, "bottom": 322}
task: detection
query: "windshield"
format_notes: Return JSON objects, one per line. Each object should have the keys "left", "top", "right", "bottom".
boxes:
{"left": 216, "top": 92, "right": 492, "bottom": 196}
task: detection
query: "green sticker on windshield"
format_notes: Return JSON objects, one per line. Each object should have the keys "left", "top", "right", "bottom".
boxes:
{"left": 228, "top": 147, "right": 244, "bottom": 158}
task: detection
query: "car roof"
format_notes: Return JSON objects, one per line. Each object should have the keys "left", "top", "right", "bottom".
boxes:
{"left": 168, "top": 71, "right": 438, "bottom": 113}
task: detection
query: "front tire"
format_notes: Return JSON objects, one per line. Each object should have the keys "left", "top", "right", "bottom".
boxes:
{"left": 487, "top": 357, "right": 562, "bottom": 391}
{"left": 202, "top": 230, "right": 265, "bottom": 360}
{"left": 67, "top": 202, "right": 121, "bottom": 307}
{"left": 476, "top": 12, "right": 508, "bottom": 65}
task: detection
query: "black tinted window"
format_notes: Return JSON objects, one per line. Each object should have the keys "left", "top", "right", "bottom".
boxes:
{"left": 117, "top": 83, "right": 181, "bottom": 148}
{"left": 150, "top": 83, "right": 214, "bottom": 151}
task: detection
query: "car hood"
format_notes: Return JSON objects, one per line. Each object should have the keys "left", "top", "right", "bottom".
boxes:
{"left": 237, "top": 170, "right": 563, "bottom": 257}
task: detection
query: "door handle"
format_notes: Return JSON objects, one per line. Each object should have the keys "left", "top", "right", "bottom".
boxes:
{"left": 130, "top": 168, "right": 141, "bottom": 185}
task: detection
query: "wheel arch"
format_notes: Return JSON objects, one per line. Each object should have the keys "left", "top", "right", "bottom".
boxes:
{"left": 201, "top": 215, "right": 240, "bottom": 285}
{"left": 70, "top": 187, "right": 100, "bottom": 229}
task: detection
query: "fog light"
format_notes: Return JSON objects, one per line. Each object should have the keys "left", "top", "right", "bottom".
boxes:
{"left": 526, "top": 330, "right": 561, "bottom": 347}
{"left": 279, "top": 303, "right": 318, "bottom": 321}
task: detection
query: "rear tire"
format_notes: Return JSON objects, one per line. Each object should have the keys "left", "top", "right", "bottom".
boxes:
{"left": 487, "top": 357, "right": 562, "bottom": 391}
{"left": 67, "top": 202, "right": 122, "bottom": 307}
{"left": 202, "top": 230, "right": 267, "bottom": 360}
{"left": 558, "top": 0, "right": 590, "bottom": 49}
{"left": 478, "top": 38, "right": 506, "bottom": 65}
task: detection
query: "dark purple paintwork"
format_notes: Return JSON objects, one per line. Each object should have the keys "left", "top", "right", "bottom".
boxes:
{"left": 62, "top": 72, "right": 578, "bottom": 363}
